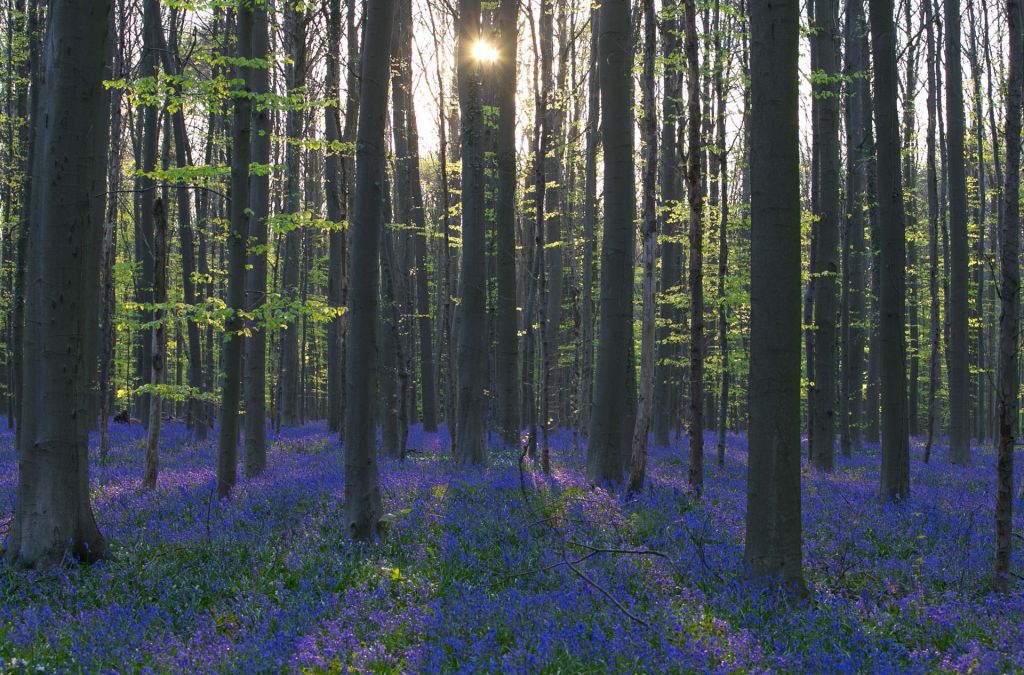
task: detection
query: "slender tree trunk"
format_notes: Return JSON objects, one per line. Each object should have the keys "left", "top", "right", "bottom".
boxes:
{"left": 923, "top": 0, "right": 941, "bottom": 462}
{"left": 745, "top": 0, "right": 805, "bottom": 594}
{"left": 627, "top": 0, "right": 658, "bottom": 494}
{"left": 684, "top": 0, "right": 705, "bottom": 493}
{"left": 216, "top": 5, "right": 254, "bottom": 500}
{"left": 870, "top": 0, "right": 910, "bottom": 500}
{"left": 653, "top": 1, "right": 682, "bottom": 448}
{"left": 243, "top": 6, "right": 271, "bottom": 473}
{"left": 343, "top": 0, "right": 394, "bottom": 541}
{"left": 143, "top": 198, "right": 169, "bottom": 489}
{"left": 714, "top": 5, "right": 730, "bottom": 466}
{"left": 587, "top": 0, "right": 634, "bottom": 485}
{"left": 810, "top": 0, "right": 840, "bottom": 470}
{"left": 278, "top": 2, "right": 307, "bottom": 429}
{"left": 6, "top": 0, "right": 112, "bottom": 568}
{"left": 578, "top": 7, "right": 598, "bottom": 438}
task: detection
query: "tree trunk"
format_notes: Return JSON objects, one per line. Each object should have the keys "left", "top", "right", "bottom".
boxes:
{"left": 216, "top": 5, "right": 254, "bottom": 500}
{"left": 869, "top": 0, "right": 910, "bottom": 500}
{"left": 684, "top": 0, "right": 705, "bottom": 493}
{"left": 653, "top": 1, "right": 682, "bottom": 448}
{"left": 944, "top": 0, "right": 971, "bottom": 464}
{"left": 143, "top": 197, "right": 169, "bottom": 489}
{"left": 810, "top": 0, "right": 840, "bottom": 470}
{"left": 995, "top": 0, "right": 1021, "bottom": 593}
{"left": 343, "top": 0, "right": 394, "bottom": 541}
{"left": 455, "top": 0, "right": 488, "bottom": 465}
{"left": 627, "top": 0, "right": 658, "bottom": 495}
{"left": 587, "top": 0, "right": 634, "bottom": 485}
{"left": 745, "top": 0, "right": 805, "bottom": 594}
{"left": 6, "top": 0, "right": 112, "bottom": 568}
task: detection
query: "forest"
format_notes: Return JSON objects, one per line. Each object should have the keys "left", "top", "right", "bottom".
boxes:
{"left": 0, "top": 0, "right": 1022, "bottom": 670}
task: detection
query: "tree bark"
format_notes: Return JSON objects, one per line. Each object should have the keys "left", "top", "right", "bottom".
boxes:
{"left": 869, "top": 0, "right": 910, "bottom": 500}
{"left": 587, "top": 0, "right": 634, "bottom": 485}
{"left": 6, "top": 0, "right": 112, "bottom": 568}
{"left": 745, "top": 0, "right": 805, "bottom": 594}
{"left": 995, "top": 0, "right": 1021, "bottom": 593}
{"left": 216, "top": 4, "right": 254, "bottom": 500}
{"left": 343, "top": 0, "right": 394, "bottom": 541}
{"left": 944, "top": 0, "right": 971, "bottom": 464}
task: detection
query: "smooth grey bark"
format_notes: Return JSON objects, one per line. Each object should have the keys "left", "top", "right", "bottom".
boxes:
{"left": 343, "top": 0, "right": 394, "bottom": 541}
{"left": 216, "top": 5, "right": 254, "bottom": 500}
{"left": 5, "top": 0, "right": 112, "bottom": 568}
{"left": 653, "top": 0, "right": 682, "bottom": 448}
{"left": 745, "top": 0, "right": 806, "bottom": 594}
{"left": 278, "top": 1, "right": 307, "bottom": 428}
{"left": 684, "top": 0, "right": 705, "bottom": 494}
{"left": 869, "top": 0, "right": 910, "bottom": 500}
{"left": 243, "top": 6, "right": 271, "bottom": 475}
{"left": 995, "top": 0, "right": 1021, "bottom": 593}
{"left": 944, "top": 0, "right": 970, "bottom": 464}
{"left": 628, "top": 0, "right": 658, "bottom": 495}
{"left": 810, "top": 0, "right": 840, "bottom": 470}
{"left": 455, "top": 0, "right": 487, "bottom": 465}
{"left": 587, "top": 0, "right": 634, "bottom": 484}
{"left": 494, "top": 0, "right": 519, "bottom": 445}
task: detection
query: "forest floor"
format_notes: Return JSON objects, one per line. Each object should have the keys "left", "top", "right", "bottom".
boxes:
{"left": 0, "top": 421, "right": 1022, "bottom": 673}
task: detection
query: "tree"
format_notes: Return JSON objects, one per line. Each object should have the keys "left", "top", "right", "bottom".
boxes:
{"left": 587, "top": 0, "right": 634, "bottom": 485}
{"left": 216, "top": 2, "right": 254, "bottom": 500}
{"left": 494, "top": 0, "right": 520, "bottom": 445}
{"left": 653, "top": 0, "right": 682, "bottom": 448}
{"left": 944, "top": 0, "right": 970, "bottom": 464}
{"left": 995, "top": 0, "right": 1021, "bottom": 593}
{"left": 5, "top": 0, "right": 112, "bottom": 567}
{"left": 869, "top": 0, "right": 910, "bottom": 500}
{"left": 810, "top": 0, "right": 840, "bottom": 470}
{"left": 628, "top": 0, "right": 658, "bottom": 495}
{"left": 684, "top": 0, "right": 705, "bottom": 493}
{"left": 455, "top": 0, "right": 487, "bottom": 465}
{"left": 244, "top": 4, "right": 272, "bottom": 476}
{"left": 278, "top": 0, "right": 308, "bottom": 428}
{"left": 343, "top": 0, "right": 395, "bottom": 541}
{"left": 143, "top": 197, "right": 169, "bottom": 489}
{"left": 745, "top": 0, "right": 805, "bottom": 593}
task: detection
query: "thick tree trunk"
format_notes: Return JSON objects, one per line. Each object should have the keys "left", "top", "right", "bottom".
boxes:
{"left": 216, "top": 6, "right": 254, "bottom": 500}
{"left": 995, "top": 0, "right": 1021, "bottom": 593}
{"left": 869, "top": 0, "right": 910, "bottom": 500}
{"left": 494, "top": 0, "right": 519, "bottom": 445}
{"left": 745, "top": 0, "right": 805, "bottom": 594}
{"left": 343, "top": 0, "right": 394, "bottom": 541}
{"left": 455, "top": 0, "right": 488, "bottom": 465}
{"left": 6, "top": 0, "right": 112, "bottom": 568}
{"left": 587, "top": 0, "right": 634, "bottom": 485}
{"left": 944, "top": 0, "right": 971, "bottom": 464}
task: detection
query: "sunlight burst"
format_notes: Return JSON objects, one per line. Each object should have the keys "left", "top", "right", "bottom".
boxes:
{"left": 470, "top": 39, "right": 499, "bottom": 64}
